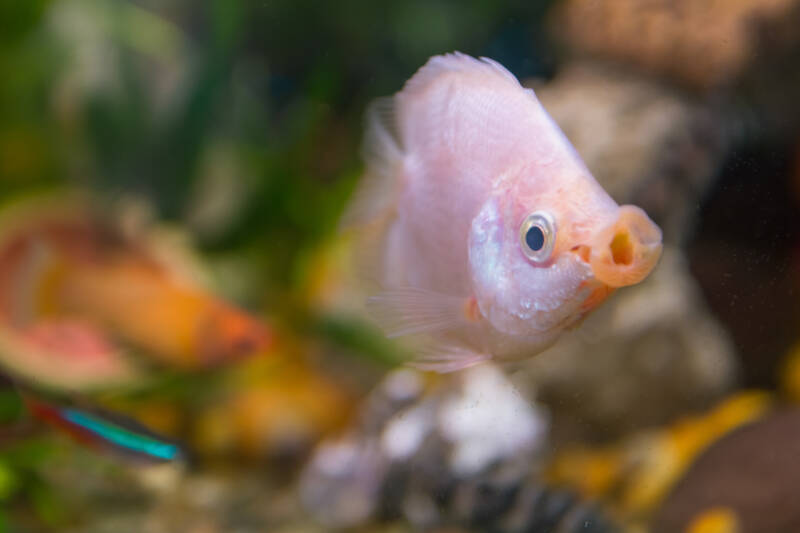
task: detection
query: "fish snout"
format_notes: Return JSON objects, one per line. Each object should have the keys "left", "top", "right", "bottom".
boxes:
{"left": 578, "top": 205, "right": 662, "bottom": 288}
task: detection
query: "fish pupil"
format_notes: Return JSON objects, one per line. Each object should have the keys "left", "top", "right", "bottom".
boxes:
{"left": 526, "top": 226, "right": 545, "bottom": 251}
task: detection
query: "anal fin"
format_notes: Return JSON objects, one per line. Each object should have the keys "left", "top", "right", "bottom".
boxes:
{"left": 410, "top": 341, "right": 490, "bottom": 373}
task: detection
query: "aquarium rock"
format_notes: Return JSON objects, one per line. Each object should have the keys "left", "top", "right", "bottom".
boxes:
{"left": 301, "top": 365, "right": 615, "bottom": 531}
{"left": 653, "top": 408, "right": 800, "bottom": 533}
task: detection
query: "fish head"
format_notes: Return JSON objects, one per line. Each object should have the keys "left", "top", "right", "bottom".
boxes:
{"left": 468, "top": 171, "right": 662, "bottom": 341}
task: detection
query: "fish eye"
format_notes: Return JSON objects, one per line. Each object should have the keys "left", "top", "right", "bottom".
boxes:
{"left": 520, "top": 211, "right": 556, "bottom": 264}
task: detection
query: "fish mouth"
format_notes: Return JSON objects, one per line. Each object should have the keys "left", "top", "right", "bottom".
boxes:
{"left": 577, "top": 282, "right": 615, "bottom": 313}
{"left": 570, "top": 205, "right": 663, "bottom": 289}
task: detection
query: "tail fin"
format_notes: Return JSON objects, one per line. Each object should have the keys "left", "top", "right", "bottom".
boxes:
{"left": 23, "top": 394, "right": 183, "bottom": 464}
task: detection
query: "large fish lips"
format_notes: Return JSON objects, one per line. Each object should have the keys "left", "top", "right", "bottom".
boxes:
{"left": 572, "top": 205, "right": 663, "bottom": 312}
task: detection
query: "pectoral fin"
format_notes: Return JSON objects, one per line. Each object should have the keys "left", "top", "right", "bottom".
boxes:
{"left": 366, "top": 287, "right": 471, "bottom": 338}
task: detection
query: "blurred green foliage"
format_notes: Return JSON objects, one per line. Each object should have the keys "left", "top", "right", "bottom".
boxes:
{"left": 0, "top": 0, "right": 556, "bottom": 297}
{"left": 0, "top": 0, "right": 557, "bottom": 526}
{"left": 0, "top": 0, "right": 558, "bottom": 367}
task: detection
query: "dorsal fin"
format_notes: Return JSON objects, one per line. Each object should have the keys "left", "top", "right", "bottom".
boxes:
{"left": 339, "top": 97, "right": 403, "bottom": 228}
{"left": 402, "top": 52, "right": 521, "bottom": 94}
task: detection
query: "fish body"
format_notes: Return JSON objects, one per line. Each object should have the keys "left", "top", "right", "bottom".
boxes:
{"left": 0, "top": 195, "right": 272, "bottom": 379}
{"left": 60, "top": 260, "right": 272, "bottom": 369}
{"left": 345, "top": 53, "right": 662, "bottom": 371}
{"left": 22, "top": 392, "right": 183, "bottom": 464}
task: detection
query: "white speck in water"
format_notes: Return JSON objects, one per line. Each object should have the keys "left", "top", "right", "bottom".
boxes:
{"left": 313, "top": 438, "right": 360, "bottom": 478}
{"left": 383, "top": 368, "right": 424, "bottom": 402}
{"left": 438, "top": 364, "right": 548, "bottom": 476}
{"left": 381, "top": 403, "right": 434, "bottom": 460}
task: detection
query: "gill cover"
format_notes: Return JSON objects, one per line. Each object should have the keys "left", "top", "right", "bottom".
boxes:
{"left": 469, "top": 195, "right": 592, "bottom": 337}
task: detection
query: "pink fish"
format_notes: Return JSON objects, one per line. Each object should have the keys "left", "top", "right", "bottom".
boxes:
{"left": 343, "top": 53, "right": 662, "bottom": 372}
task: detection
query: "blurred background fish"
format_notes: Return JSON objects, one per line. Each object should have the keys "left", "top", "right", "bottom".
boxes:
{"left": 0, "top": 192, "right": 273, "bottom": 384}
{"left": 0, "top": 191, "right": 278, "bottom": 471}
{"left": 21, "top": 393, "right": 183, "bottom": 464}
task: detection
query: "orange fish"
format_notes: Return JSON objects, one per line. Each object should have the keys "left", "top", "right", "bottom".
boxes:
{"left": 0, "top": 193, "right": 272, "bottom": 389}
